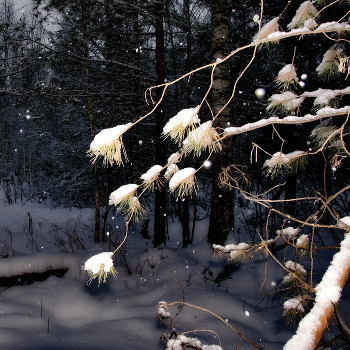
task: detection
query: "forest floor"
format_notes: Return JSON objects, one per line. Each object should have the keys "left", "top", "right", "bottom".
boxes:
{"left": 0, "top": 194, "right": 348, "bottom": 350}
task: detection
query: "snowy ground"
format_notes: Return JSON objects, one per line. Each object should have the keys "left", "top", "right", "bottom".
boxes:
{"left": 0, "top": 194, "right": 348, "bottom": 349}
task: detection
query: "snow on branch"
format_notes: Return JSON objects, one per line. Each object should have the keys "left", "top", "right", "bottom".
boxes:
{"left": 283, "top": 232, "right": 350, "bottom": 350}
{"left": 259, "top": 21, "right": 350, "bottom": 43}
{"left": 303, "top": 86, "right": 350, "bottom": 107}
{"left": 223, "top": 106, "right": 350, "bottom": 137}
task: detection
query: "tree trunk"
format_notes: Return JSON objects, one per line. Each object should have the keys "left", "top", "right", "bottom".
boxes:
{"left": 153, "top": 0, "right": 167, "bottom": 247}
{"left": 207, "top": 0, "right": 234, "bottom": 245}
{"left": 81, "top": 3, "right": 101, "bottom": 242}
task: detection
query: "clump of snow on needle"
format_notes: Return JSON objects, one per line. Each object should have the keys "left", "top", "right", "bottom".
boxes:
{"left": 88, "top": 122, "right": 132, "bottom": 166}
{"left": 167, "top": 152, "right": 182, "bottom": 165}
{"left": 263, "top": 150, "right": 306, "bottom": 177}
{"left": 140, "top": 165, "right": 164, "bottom": 191}
{"left": 283, "top": 296, "right": 305, "bottom": 314}
{"left": 109, "top": 183, "right": 144, "bottom": 221}
{"left": 213, "top": 242, "right": 251, "bottom": 263}
{"left": 163, "top": 106, "right": 200, "bottom": 144}
{"left": 310, "top": 120, "right": 340, "bottom": 148}
{"left": 281, "top": 260, "right": 307, "bottom": 285}
{"left": 316, "top": 45, "right": 346, "bottom": 81}
{"left": 166, "top": 335, "right": 223, "bottom": 350}
{"left": 253, "top": 17, "right": 280, "bottom": 43}
{"left": 267, "top": 91, "right": 305, "bottom": 114}
{"left": 275, "top": 64, "right": 299, "bottom": 91}
{"left": 285, "top": 260, "right": 307, "bottom": 275}
{"left": 182, "top": 121, "right": 222, "bottom": 156}
{"left": 165, "top": 164, "right": 179, "bottom": 179}
{"left": 287, "top": 0, "right": 318, "bottom": 30}
{"left": 282, "top": 296, "right": 306, "bottom": 326}
{"left": 277, "top": 226, "right": 299, "bottom": 238}
{"left": 169, "top": 167, "right": 198, "bottom": 198}
{"left": 295, "top": 234, "right": 310, "bottom": 258}
{"left": 157, "top": 301, "right": 171, "bottom": 319}
{"left": 84, "top": 252, "right": 118, "bottom": 286}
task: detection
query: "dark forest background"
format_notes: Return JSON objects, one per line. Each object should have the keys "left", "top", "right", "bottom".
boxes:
{"left": 1, "top": 0, "right": 349, "bottom": 247}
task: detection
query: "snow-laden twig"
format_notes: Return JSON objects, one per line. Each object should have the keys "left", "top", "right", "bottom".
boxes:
{"left": 163, "top": 301, "right": 265, "bottom": 350}
{"left": 223, "top": 106, "right": 350, "bottom": 137}
{"left": 283, "top": 232, "right": 350, "bottom": 350}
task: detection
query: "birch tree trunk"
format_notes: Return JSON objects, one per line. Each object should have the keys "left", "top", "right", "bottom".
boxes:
{"left": 207, "top": 0, "right": 234, "bottom": 245}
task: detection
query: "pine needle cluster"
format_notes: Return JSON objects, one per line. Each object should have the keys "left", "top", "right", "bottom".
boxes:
{"left": 275, "top": 64, "right": 299, "bottom": 91}
{"left": 84, "top": 252, "right": 118, "bottom": 286}
{"left": 109, "top": 184, "right": 145, "bottom": 221}
{"left": 263, "top": 151, "right": 307, "bottom": 178}
{"left": 162, "top": 106, "right": 200, "bottom": 144}
{"left": 287, "top": 1, "right": 318, "bottom": 30}
{"left": 169, "top": 167, "right": 198, "bottom": 199}
{"left": 316, "top": 45, "right": 346, "bottom": 81}
{"left": 182, "top": 121, "right": 222, "bottom": 156}
{"left": 267, "top": 91, "right": 305, "bottom": 114}
{"left": 87, "top": 123, "right": 132, "bottom": 166}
